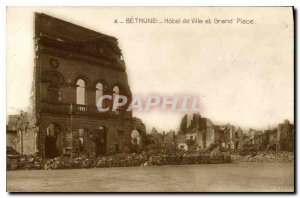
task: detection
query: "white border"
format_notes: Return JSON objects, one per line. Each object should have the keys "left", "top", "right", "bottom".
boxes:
{"left": 1, "top": 0, "right": 298, "bottom": 197}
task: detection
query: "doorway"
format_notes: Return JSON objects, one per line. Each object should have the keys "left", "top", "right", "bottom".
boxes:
{"left": 45, "top": 123, "right": 61, "bottom": 158}
{"left": 94, "top": 127, "right": 107, "bottom": 157}
{"left": 235, "top": 142, "right": 239, "bottom": 150}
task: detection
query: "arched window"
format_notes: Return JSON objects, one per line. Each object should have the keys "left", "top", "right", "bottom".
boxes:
{"left": 113, "top": 86, "right": 120, "bottom": 104}
{"left": 95, "top": 83, "right": 103, "bottom": 105}
{"left": 113, "top": 86, "right": 120, "bottom": 111}
{"left": 113, "top": 86, "right": 120, "bottom": 97}
{"left": 48, "top": 85, "right": 60, "bottom": 103}
{"left": 47, "top": 73, "right": 61, "bottom": 103}
{"left": 76, "top": 79, "right": 86, "bottom": 105}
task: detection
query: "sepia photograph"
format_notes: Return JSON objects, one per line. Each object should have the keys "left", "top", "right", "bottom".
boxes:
{"left": 6, "top": 6, "right": 294, "bottom": 192}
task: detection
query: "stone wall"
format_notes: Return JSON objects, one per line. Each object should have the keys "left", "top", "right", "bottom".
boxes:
{"left": 277, "top": 120, "right": 294, "bottom": 152}
{"left": 7, "top": 131, "right": 17, "bottom": 151}
{"left": 38, "top": 113, "right": 135, "bottom": 157}
{"left": 34, "top": 13, "right": 138, "bottom": 158}
{"left": 7, "top": 129, "right": 38, "bottom": 155}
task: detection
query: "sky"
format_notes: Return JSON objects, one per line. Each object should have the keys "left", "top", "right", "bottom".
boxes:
{"left": 7, "top": 7, "right": 294, "bottom": 132}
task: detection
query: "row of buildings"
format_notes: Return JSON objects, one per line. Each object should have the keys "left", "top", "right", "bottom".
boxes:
{"left": 145, "top": 113, "right": 294, "bottom": 152}
{"left": 248, "top": 120, "right": 294, "bottom": 151}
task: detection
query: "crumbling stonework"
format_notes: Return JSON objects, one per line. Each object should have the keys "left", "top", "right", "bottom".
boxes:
{"left": 150, "top": 128, "right": 164, "bottom": 145}
{"left": 7, "top": 130, "right": 17, "bottom": 152}
{"left": 277, "top": 120, "right": 294, "bottom": 152}
{"left": 163, "top": 130, "right": 176, "bottom": 146}
{"left": 7, "top": 114, "right": 38, "bottom": 155}
{"left": 247, "top": 128, "right": 263, "bottom": 144}
{"left": 6, "top": 128, "right": 38, "bottom": 155}
{"left": 232, "top": 127, "right": 244, "bottom": 150}
{"left": 214, "top": 124, "right": 244, "bottom": 150}
{"left": 178, "top": 113, "right": 215, "bottom": 149}
{"left": 34, "top": 13, "right": 143, "bottom": 158}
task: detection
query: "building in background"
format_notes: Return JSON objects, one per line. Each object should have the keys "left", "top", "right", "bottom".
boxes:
{"left": 177, "top": 134, "right": 188, "bottom": 150}
{"left": 163, "top": 130, "right": 177, "bottom": 146}
{"left": 277, "top": 120, "right": 294, "bottom": 152}
{"left": 177, "top": 113, "right": 215, "bottom": 150}
{"left": 247, "top": 128, "right": 263, "bottom": 144}
{"left": 214, "top": 124, "right": 235, "bottom": 149}
{"left": 149, "top": 127, "right": 164, "bottom": 146}
{"left": 7, "top": 114, "right": 38, "bottom": 155}
{"left": 232, "top": 127, "right": 244, "bottom": 150}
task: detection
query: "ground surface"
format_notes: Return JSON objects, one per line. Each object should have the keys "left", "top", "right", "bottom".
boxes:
{"left": 7, "top": 162, "right": 294, "bottom": 192}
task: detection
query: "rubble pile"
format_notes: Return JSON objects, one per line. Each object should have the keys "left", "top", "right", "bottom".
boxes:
{"left": 7, "top": 155, "right": 44, "bottom": 170}
{"left": 7, "top": 146, "right": 19, "bottom": 156}
{"left": 7, "top": 146, "right": 231, "bottom": 171}
{"left": 94, "top": 153, "right": 148, "bottom": 168}
{"left": 7, "top": 144, "right": 293, "bottom": 171}
{"left": 231, "top": 151, "right": 294, "bottom": 163}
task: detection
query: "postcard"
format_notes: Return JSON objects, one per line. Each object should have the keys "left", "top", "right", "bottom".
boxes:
{"left": 6, "top": 7, "right": 294, "bottom": 192}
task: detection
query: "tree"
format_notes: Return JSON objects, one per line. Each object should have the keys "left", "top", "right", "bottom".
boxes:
{"left": 7, "top": 111, "right": 33, "bottom": 155}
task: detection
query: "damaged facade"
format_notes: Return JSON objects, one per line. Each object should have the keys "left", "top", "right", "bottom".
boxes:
{"left": 177, "top": 113, "right": 245, "bottom": 150}
{"left": 178, "top": 113, "right": 215, "bottom": 150}
{"left": 213, "top": 121, "right": 294, "bottom": 152}
{"left": 246, "top": 120, "right": 294, "bottom": 152}
{"left": 213, "top": 124, "right": 244, "bottom": 150}
{"left": 232, "top": 127, "right": 244, "bottom": 150}
{"left": 34, "top": 13, "right": 145, "bottom": 158}
{"left": 214, "top": 124, "right": 233, "bottom": 149}
{"left": 163, "top": 130, "right": 177, "bottom": 146}
{"left": 147, "top": 129, "right": 177, "bottom": 146}
{"left": 277, "top": 120, "right": 294, "bottom": 152}
{"left": 7, "top": 114, "right": 38, "bottom": 155}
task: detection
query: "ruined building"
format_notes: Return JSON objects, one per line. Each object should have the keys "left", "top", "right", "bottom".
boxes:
{"left": 178, "top": 113, "right": 245, "bottom": 150}
{"left": 178, "top": 113, "right": 215, "bottom": 149}
{"left": 232, "top": 127, "right": 244, "bottom": 150}
{"left": 163, "top": 130, "right": 177, "bottom": 146}
{"left": 149, "top": 127, "right": 164, "bottom": 146}
{"left": 214, "top": 124, "right": 234, "bottom": 149}
{"left": 277, "top": 120, "right": 294, "bottom": 152}
{"left": 146, "top": 129, "right": 177, "bottom": 147}
{"left": 7, "top": 113, "right": 38, "bottom": 155}
{"left": 247, "top": 120, "right": 294, "bottom": 152}
{"left": 247, "top": 128, "right": 263, "bottom": 144}
{"left": 34, "top": 13, "right": 144, "bottom": 158}
{"left": 214, "top": 124, "right": 244, "bottom": 150}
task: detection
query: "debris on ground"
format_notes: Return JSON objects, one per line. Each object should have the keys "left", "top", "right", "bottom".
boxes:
{"left": 231, "top": 151, "right": 294, "bottom": 163}
{"left": 7, "top": 146, "right": 232, "bottom": 171}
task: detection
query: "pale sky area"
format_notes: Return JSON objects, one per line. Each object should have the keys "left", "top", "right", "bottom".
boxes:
{"left": 7, "top": 7, "right": 294, "bottom": 132}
